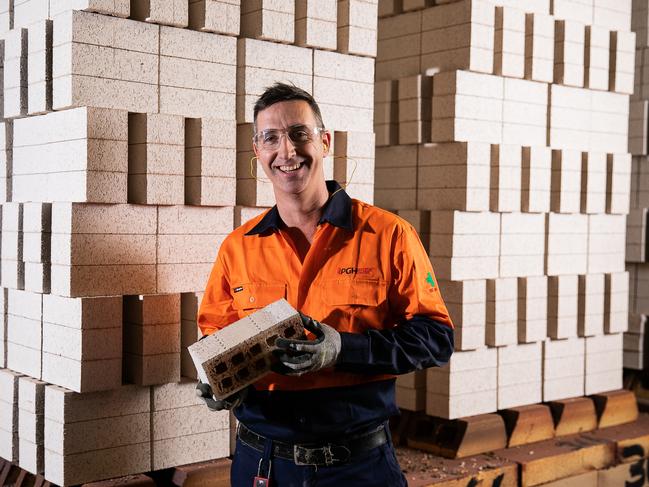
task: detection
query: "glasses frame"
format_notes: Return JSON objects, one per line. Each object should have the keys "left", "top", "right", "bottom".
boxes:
{"left": 252, "top": 124, "right": 327, "bottom": 152}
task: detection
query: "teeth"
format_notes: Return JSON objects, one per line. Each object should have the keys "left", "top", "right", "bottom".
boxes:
{"left": 279, "top": 163, "right": 302, "bottom": 172}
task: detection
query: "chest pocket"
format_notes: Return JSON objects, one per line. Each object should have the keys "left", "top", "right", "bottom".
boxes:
{"left": 232, "top": 282, "right": 287, "bottom": 311}
{"left": 322, "top": 278, "right": 387, "bottom": 307}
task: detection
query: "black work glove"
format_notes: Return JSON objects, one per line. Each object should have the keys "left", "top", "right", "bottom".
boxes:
{"left": 273, "top": 312, "right": 342, "bottom": 376}
{"left": 195, "top": 380, "right": 248, "bottom": 411}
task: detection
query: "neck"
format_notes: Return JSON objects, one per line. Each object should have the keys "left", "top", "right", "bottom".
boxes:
{"left": 275, "top": 180, "right": 330, "bottom": 229}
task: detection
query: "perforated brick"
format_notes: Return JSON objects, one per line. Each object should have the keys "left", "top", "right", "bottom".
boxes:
{"left": 189, "top": 299, "right": 303, "bottom": 400}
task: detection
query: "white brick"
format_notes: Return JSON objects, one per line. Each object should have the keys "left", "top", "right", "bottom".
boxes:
{"left": 486, "top": 277, "right": 517, "bottom": 346}
{"left": 518, "top": 275, "right": 548, "bottom": 343}
{"left": 578, "top": 274, "right": 605, "bottom": 337}
{"left": 525, "top": 12, "right": 555, "bottom": 83}
{"left": 188, "top": 0, "right": 240, "bottom": 35}
{"left": 548, "top": 275, "right": 579, "bottom": 339}
{"left": 605, "top": 272, "right": 629, "bottom": 333}
{"left": 522, "top": 146, "right": 551, "bottom": 213}
{"left": 588, "top": 214, "right": 625, "bottom": 274}
{"left": 4, "top": 27, "right": 28, "bottom": 118}
{"left": 543, "top": 337, "right": 585, "bottom": 401}
{"left": 500, "top": 212, "right": 545, "bottom": 278}
{"left": 52, "top": 11, "right": 160, "bottom": 113}
{"left": 546, "top": 212, "right": 588, "bottom": 276}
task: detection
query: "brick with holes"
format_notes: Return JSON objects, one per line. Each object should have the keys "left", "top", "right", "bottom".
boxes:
{"left": 188, "top": 298, "right": 304, "bottom": 400}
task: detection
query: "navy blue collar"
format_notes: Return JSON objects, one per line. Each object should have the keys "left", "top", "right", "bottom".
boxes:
{"left": 245, "top": 180, "right": 353, "bottom": 236}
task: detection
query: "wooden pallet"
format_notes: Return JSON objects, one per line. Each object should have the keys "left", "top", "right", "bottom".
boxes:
{"left": 0, "top": 457, "right": 231, "bottom": 487}
{"left": 397, "top": 450, "right": 518, "bottom": 487}
{"left": 0, "top": 458, "right": 53, "bottom": 487}
{"left": 400, "top": 412, "right": 649, "bottom": 487}
{"left": 407, "top": 413, "right": 507, "bottom": 459}
{"left": 403, "top": 391, "right": 638, "bottom": 459}
{"left": 492, "top": 433, "right": 616, "bottom": 486}
{"left": 585, "top": 413, "right": 649, "bottom": 465}
{"left": 591, "top": 390, "right": 639, "bottom": 428}
{"left": 390, "top": 410, "right": 425, "bottom": 447}
{"left": 498, "top": 404, "right": 555, "bottom": 447}
{"left": 82, "top": 474, "right": 156, "bottom": 486}
{"left": 547, "top": 397, "right": 598, "bottom": 436}
{"left": 171, "top": 458, "right": 231, "bottom": 487}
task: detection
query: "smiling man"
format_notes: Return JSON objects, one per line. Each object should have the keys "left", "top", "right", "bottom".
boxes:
{"left": 197, "top": 83, "right": 454, "bottom": 487}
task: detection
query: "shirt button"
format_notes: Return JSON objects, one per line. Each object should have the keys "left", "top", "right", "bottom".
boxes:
{"left": 249, "top": 296, "right": 255, "bottom": 303}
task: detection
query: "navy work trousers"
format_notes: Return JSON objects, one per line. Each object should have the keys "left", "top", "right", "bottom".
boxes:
{"left": 230, "top": 429, "right": 408, "bottom": 486}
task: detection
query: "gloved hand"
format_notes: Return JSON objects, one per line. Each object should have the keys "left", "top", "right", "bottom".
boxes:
{"left": 273, "top": 312, "right": 341, "bottom": 376}
{"left": 195, "top": 380, "right": 248, "bottom": 411}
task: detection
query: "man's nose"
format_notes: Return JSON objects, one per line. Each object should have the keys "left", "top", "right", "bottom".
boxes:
{"left": 277, "top": 132, "right": 297, "bottom": 158}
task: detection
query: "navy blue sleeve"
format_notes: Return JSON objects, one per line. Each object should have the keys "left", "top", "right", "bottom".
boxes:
{"left": 334, "top": 315, "right": 454, "bottom": 375}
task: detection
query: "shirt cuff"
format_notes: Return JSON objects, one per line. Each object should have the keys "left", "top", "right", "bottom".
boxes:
{"left": 337, "top": 331, "right": 370, "bottom": 366}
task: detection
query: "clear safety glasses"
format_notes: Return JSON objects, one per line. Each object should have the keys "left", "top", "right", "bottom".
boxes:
{"left": 252, "top": 125, "right": 326, "bottom": 151}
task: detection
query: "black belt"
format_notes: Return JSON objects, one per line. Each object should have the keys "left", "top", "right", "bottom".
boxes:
{"left": 237, "top": 423, "right": 388, "bottom": 466}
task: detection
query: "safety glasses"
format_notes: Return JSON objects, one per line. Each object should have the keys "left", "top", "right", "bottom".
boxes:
{"left": 253, "top": 124, "right": 326, "bottom": 151}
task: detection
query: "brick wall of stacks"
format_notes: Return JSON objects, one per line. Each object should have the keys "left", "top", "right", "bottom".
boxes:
{"left": 624, "top": 0, "right": 649, "bottom": 381}
{"left": 374, "top": 0, "right": 633, "bottom": 418}
{"left": 0, "top": 1, "right": 378, "bottom": 485}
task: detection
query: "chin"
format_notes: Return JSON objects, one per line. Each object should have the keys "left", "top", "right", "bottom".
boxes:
{"left": 276, "top": 181, "right": 307, "bottom": 195}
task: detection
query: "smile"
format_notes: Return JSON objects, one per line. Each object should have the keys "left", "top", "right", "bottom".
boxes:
{"left": 278, "top": 162, "right": 303, "bottom": 173}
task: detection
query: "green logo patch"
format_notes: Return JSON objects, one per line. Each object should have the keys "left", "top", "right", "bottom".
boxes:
{"left": 426, "top": 272, "right": 436, "bottom": 289}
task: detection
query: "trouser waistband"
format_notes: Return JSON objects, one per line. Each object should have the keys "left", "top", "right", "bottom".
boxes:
{"left": 237, "top": 423, "right": 389, "bottom": 466}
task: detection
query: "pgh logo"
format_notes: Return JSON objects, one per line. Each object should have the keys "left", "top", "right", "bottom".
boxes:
{"left": 337, "top": 267, "right": 373, "bottom": 275}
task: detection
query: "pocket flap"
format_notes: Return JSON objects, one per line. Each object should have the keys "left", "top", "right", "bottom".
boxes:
{"left": 322, "top": 279, "right": 386, "bottom": 306}
{"left": 232, "top": 282, "right": 287, "bottom": 310}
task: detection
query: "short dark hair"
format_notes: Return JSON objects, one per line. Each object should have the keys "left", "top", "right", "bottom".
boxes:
{"left": 253, "top": 82, "right": 325, "bottom": 131}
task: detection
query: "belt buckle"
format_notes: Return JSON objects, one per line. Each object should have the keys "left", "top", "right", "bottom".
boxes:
{"left": 293, "top": 444, "right": 351, "bottom": 466}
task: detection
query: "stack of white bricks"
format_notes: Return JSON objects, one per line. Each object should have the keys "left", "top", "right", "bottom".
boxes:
{"left": 0, "top": 0, "right": 379, "bottom": 484}
{"left": 180, "top": 292, "right": 204, "bottom": 379}
{"left": 23, "top": 203, "right": 51, "bottom": 293}
{"left": 624, "top": 314, "right": 646, "bottom": 369}
{"left": 41, "top": 295, "right": 122, "bottom": 393}
{"left": 377, "top": 0, "right": 632, "bottom": 419}
{"left": 427, "top": 346, "right": 497, "bottom": 418}
{"left": 625, "top": 0, "right": 649, "bottom": 376}
{"left": 151, "top": 380, "right": 230, "bottom": 470}
{"left": 44, "top": 384, "right": 152, "bottom": 486}
{"left": 6, "top": 290, "right": 42, "bottom": 380}
{"left": 123, "top": 294, "right": 181, "bottom": 386}
{"left": 0, "top": 369, "right": 22, "bottom": 464}
{"left": 18, "top": 376, "right": 47, "bottom": 475}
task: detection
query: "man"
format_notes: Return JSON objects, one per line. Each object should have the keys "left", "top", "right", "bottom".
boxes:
{"left": 197, "top": 83, "right": 454, "bottom": 486}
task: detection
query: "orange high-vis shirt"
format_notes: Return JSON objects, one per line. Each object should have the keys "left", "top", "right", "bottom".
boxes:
{"left": 198, "top": 185, "right": 453, "bottom": 392}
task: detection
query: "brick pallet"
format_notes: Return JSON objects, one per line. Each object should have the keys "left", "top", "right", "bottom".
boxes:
{"left": 398, "top": 398, "right": 647, "bottom": 487}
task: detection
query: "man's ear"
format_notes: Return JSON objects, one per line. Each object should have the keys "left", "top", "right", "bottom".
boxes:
{"left": 322, "top": 131, "right": 332, "bottom": 156}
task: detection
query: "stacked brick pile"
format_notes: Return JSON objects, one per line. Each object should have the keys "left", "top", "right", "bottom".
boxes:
{"left": 375, "top": 0, "right": 632, "bottom": 419}
{"left": 625, "top": 0, "right": 649, "bottom": 375}
{"left": 0, "top": 0, "right": 378, "bottom": 485}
